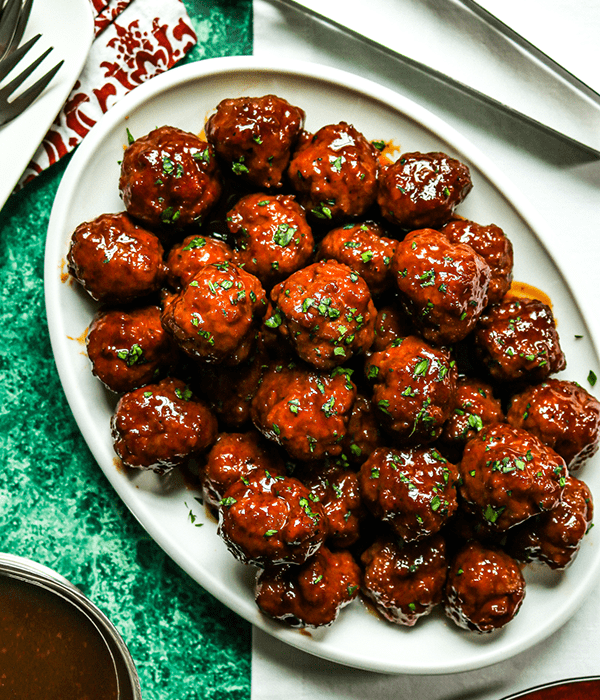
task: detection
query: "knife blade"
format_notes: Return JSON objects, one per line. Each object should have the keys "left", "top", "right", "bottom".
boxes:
{"left": 270, "top": 0, "right": 600, "bottom": 154}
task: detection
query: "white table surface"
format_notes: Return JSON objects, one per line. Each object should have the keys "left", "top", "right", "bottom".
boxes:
{"left": 252, "top": 0, "right": 600, "bottom": 696}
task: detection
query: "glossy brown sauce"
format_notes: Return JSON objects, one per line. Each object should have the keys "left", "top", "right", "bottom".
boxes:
{"left": 508, "top": 280, "right": 552, "bottom": 308}
{"left": 0, "top": 576, "right": 119, "bottom": 700}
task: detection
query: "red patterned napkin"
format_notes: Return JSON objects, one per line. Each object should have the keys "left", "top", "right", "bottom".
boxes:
{"left": 19, "top": 0, "right": 196, "bottom": 186}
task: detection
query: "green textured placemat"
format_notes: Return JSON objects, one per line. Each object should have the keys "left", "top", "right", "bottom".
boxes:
{"left": 0, "top": 2, "right": 252, "bottom": 698}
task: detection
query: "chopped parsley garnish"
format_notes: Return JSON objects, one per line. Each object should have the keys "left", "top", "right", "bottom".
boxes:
{"left": 117, "top": 344, "right": 144, "bottom": 367}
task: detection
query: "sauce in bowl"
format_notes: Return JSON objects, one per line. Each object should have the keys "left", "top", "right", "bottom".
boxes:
{"left": 0, "top": 555, "right": 140, "bottom": 700}
{"left": 0, "top": 575, "right": 119, "bottom": 699}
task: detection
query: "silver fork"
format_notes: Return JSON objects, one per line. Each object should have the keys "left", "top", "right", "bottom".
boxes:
{"left": 0, "top": 0, "right": 63, "bottom": 127}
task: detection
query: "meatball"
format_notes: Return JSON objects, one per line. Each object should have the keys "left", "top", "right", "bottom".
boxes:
{"left": 372, "top": 304, "right": 415, "bottom": 352}
{"left": 359, "top": 446, "right": 458, "bottom": 542}
{"left": 201, "top": 430, "right": 286, "bottom": 509}
{"left": 119, "top": 125, "right": 221, "bottom": 232}
{"left": 365, "top": 335, "right": 458, "bottom": 444}
{"left": 507, "top": 379, "right": 600, "bottom": 470}
{"left": 302, "top": 461, "right": 365, "bottom": 548}
{"left": 459, "top": 422, "right": 567, "bottom": 531}
{"left": 255, "top": 546, "right": 360, "bottom": 628}
{"left": 165, "top": 234, "right": 233, "bottom": 290}
{"left": 161, "top": 261, "right": 267, "bottom": 365}
{"left": 391, "top": 228, "right": 491, "bottom": 345}
{"left": 86, "top": 305, "right": 174, "bottom": 394}
{"left": 474, "top": 296, "right": 566, "bottom": 384}
{"left": 341, "top": 394, "right": 383, "bottom": 466}
{"left": 507, "top": 475, "right": 593, "bottom": 570}
{"left": 111, "top": 377, "right": 218, "bottom": 473}
{"left": 361, "top": 533, "right": 448, "bottom": 626}
{"left": 217, "top": 468, "right": 327, "bottom": 566}
{"left": 441, "top": 218, "right": 514, "bottom": 304}
{"left": 250, "top": 361, "right": 357, "bottom": 462}
{"left": 288, "top": 122, "right": 380, "bottom": 221}
{"left": 377, "top": 151, "right": 472, "bottom": 230}
{"left": 440, "top": 377, "right": 504, "bottom": 458}
{"left": 444, "top": 541, "right": 525, "bottom": 633}
{"left": 205, "top": 94, "right": 305, "bottom": 189}
{"left": 67, "top": 212, "right": 165, "bottom": 304}
{"left": 193, "top": 342, "right": 267, "bottom": 430}
{"left": 317, "top": 222, "right": 398, "bottom": 296}
{"left": 227, "top": 193, "right": 314, "bottom": 287}
{"left": 267, "top": 259, "right": 376, "bottom": 370}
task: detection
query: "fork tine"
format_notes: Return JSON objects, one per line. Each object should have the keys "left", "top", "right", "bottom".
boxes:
{"left": 6, "top": 0, "right": 33, "bottom": 57}
{"left": 0, "top": 31, "right": 39, "bottom": 82}
{"left": 0, "top": 44, "right": 53, "bottom": 99}
{"left": 0, "top": 0, "right": 21, "bottom": 58}
{"left": 0, "top": 57, "right": 63, "bottom": 125}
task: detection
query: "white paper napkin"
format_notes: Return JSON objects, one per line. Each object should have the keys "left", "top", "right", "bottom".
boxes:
{"left": 252, "top": 0, "right": 600, "bottom": 697}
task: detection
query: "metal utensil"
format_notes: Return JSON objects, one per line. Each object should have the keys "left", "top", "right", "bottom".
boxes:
{"left": 0, "top": 0, "right": 33, "bottom": 61}
{"left": 269, "top": 0, "right": 600, "bottom": 154}
{"left": 0, "top": 0, "right": 62, "bottom": 127}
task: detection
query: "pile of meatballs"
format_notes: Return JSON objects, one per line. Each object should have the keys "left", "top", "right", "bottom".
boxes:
{"left": 67, "top": 94, "right": 600, "bottom": 634}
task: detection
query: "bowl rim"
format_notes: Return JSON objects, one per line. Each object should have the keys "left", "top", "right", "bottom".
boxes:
{"left": 0, "top": 552, "right": 142, "bottom": 699}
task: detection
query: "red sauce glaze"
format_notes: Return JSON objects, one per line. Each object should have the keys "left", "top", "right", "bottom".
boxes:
{"left": 0, "top": 577, "right": 119, "bottom": 700}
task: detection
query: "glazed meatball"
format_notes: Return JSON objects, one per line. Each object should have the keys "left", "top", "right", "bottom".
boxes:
{"left": 365, "top": 335, "right": 457, "bottom": 444}
{"left": 267, "top": 259, "right": 376, "bottom": 370}
{"left": 359, "top": 447, "right": 459, "bottom": 542}
{"left": 165, "top": 234, "right": 233, "bottom": 290}
{"left": 317, "top": 222, "right": 398, "bottom": 296}
{"left": 111, "top": 377, "right": 218, "bottom": 473}
{"left": 201, "top": 430, "right": 286, "bottom": 509}
{"left": 86, "top": 305, "right": 174, "bottom": 394}
{"left": 341, "top": 394, "right": 383, "bottom": 466}
{"left": 441, "top": 218, "right": 514, "bottom": 304}
{"left": 444, "top": 541, "right": 525, "bottom": 633}
{"left": 474, "top": 296, "right": 566, "bottom": 384}
{"left": 255, "top": 546, "right": 360, "bottom": 628}
{"left": 217, "top": 468, "right": 327, "bottom": 566}
{"left": 361, "top": 533, "right": 448, "bottom": 626}
{"left": 507, "top": 379, "right": 600, "bottom": 470}
{"left": 302, "top": 461, "right": 365, "bottom": 548}
{"left": 161, "top": 261, "right": 266, "bottom": 365}
{"left": 459, "top": 422, "right": 567, "bottom": 531}
{"left": 377, "top": 151, "right": 472, "bottom": 230}
{"left": 250, "top": 361, "right": 357, "bottom": 462}
{"left": 372, "top": 304, "right": 415, "bottom": 352}
{"left": 440, "top": 377, "right": 504, "bottom": 457}
{"left": 205, "top": 94, "right": 305, "bottom": 189}
{"left": 288, "top": 122, "right": 380, "bottom": 221}
{"left": 227, "top": 193, "right": 314, "bottom": 287}
{"left": 119, "top": 126, "right": 221, "bottom": 232}
{"left": 391, "top": 228, "right": 491, "bottom": 345}
{"left": 193, "top": 343, "right": 267, "bottom": 430}
{"left": 67, "top": 212, "right": 165, "bottom": 304}
{"left": 507, "top": 475, "right": 593, "bottom": 570}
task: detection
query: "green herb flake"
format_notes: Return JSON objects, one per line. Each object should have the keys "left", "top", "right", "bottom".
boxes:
{"left": 413, "top": 357, "right": 430, "bottom": 378}
{"left": 264, "top": 311, "right": 283, "bottom": 329}
{"left": 117, "top": 344, "right": 144, "bottom": 367}
{"left": 232, "top": 157, "right": 249, "bottom": 175}
{"left": 273, "top": 223, "right": 296, "bottom": 247}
